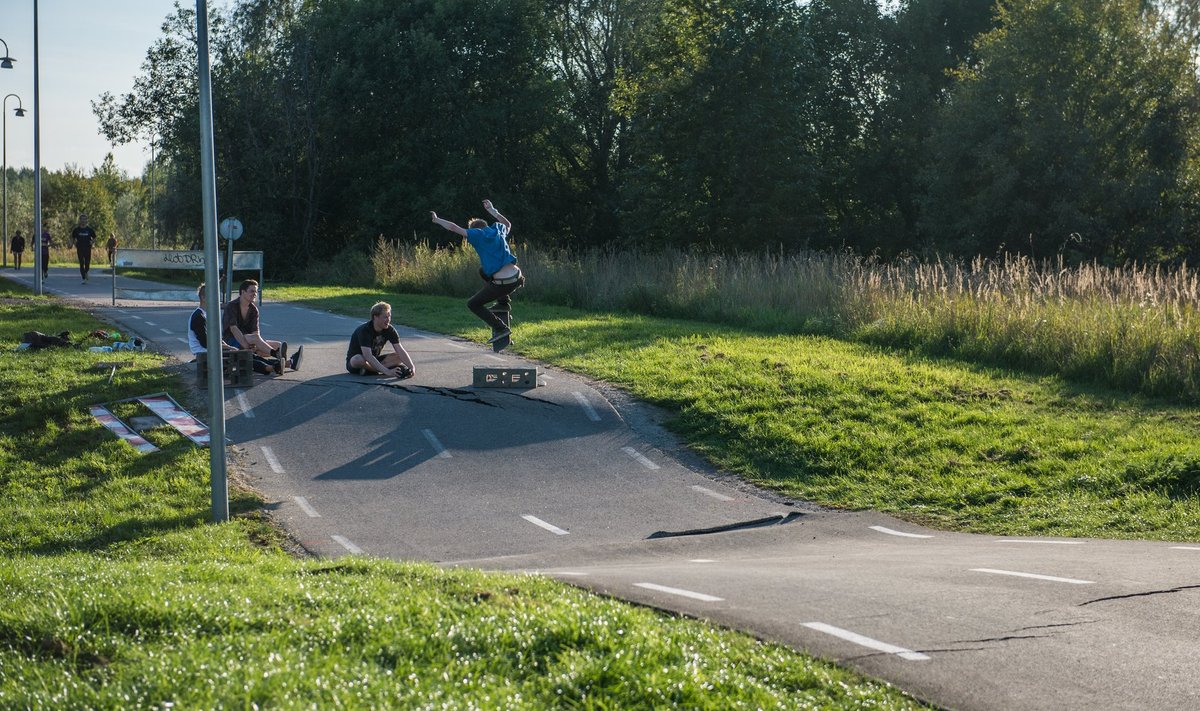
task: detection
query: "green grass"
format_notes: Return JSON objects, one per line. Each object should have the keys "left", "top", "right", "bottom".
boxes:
{"left": 275, "top": 285, "right": 1200, "bottom": 541}
{"left": 0, "top": 282, "right": 926, "bottom": 708}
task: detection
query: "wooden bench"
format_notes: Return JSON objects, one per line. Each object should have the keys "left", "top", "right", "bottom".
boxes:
{"left": 196, "top": 350, "right": 255, "bottom": 388}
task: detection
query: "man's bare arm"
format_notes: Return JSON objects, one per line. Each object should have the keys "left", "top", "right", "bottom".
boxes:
{"left": 483, "top": 199, "right": 511, "bottom": 232}
{"left": 430, "top": 211, "right": 467, "bottom": 237}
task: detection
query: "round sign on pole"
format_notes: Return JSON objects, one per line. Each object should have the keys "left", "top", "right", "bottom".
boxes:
{"left": 219, "top": 217, "right": 244, "bottom": 241}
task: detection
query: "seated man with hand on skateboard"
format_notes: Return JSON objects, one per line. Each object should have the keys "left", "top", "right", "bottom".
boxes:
{"left": 430, "top": 198, "right": 524, "bottom": 352}
{"left": 346, "top": 301, "right": 416, "bottom": 378}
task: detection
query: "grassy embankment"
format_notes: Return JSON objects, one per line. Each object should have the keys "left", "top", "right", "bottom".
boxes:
{"left": 276, "top": 253, "right": 1200, "bottom": 541}
{"left": 0, "top": 281, "right": 925, "bottom": 708}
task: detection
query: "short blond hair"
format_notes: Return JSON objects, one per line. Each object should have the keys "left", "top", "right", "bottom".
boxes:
{"left": 370, "top": 301, "right": 391, "bottom": 317}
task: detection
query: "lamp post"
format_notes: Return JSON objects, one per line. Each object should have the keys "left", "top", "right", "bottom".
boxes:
{"left": 0, "top": 38, "right": 15, "bottom": 69}
{"left": 2, "top": 94, "right": 25, "bottom": 269}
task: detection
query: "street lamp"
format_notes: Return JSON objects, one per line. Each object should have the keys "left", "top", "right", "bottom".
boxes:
{"left": 3, "top": 94, "right": 25, "bottom": 268}
{"left": 0, "top": 39, "right": 15, "bottom": 69}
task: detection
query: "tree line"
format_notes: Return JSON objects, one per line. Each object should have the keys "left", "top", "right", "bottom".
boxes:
{"left": 93, "top": 0, "right": 1200, "bottom": 277}
{"left": 2, "top": 158, "right": 151, "bottom": 252}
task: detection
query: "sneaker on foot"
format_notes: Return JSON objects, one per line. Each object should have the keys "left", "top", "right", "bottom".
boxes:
{"left": 273, "top": 357, "right": 284, "bottom": 375}
{"left": 289, "top": 345, "right": 303, "bottom": 371}
{"left": 487, "top": 328, "right": 511, "bottom": 345}
{"left": 277, "top": 341, "right": 288, "bottom": 363}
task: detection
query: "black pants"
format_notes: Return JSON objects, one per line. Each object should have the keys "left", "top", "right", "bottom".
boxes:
{"left": 467, "top": 276, "right": 524, "bottom": 330}
{"left": 77, "top": 247, "right": 91, "bottom": 279}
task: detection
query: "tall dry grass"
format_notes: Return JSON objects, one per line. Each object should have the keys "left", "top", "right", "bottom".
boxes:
{"left": 370, "top": 238, "right": 1200, "bottom": 401}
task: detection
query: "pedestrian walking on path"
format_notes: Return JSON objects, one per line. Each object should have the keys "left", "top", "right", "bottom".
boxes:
{"left": 70, "top": 213, "right": 98, "bottom": 283}
{"left": 10, "top": 229, "right": 24, "bottom": 270}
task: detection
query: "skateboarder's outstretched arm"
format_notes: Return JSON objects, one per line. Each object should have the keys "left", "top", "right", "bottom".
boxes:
{"left": 430, "top": 211, "right": 467, "bottom": 237}
{"left": 482, "top": 199, "right": 511, "bottom": 232}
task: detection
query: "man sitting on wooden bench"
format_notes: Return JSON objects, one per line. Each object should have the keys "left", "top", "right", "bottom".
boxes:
{"left": 188, "top": 283, "right": 280, "bottom": 377}
{"left": 221, "top": 279, "right": 303, "bottom": 374}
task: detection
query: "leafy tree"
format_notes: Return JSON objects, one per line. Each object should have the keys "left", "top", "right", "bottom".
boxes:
{"left": 919, "top": 0, "right": 1200, "bottom": 260}
{"left": 621, "top": 0, "right": 824, "bottom": 250}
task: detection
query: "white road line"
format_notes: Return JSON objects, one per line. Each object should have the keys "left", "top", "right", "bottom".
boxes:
{"left": 331, "top": 535, "right": 363, "bottom": 554}
{"left": 128, "top": 315, "right": 143, "bottom": 320}
{"left": 522, "top": 515, "right": 570, "bottom": 535}
{"left": 294, "top": 496, "right": 320, "bottom": 517}
{"left": 572, "top": 392, "right": 602, "bottom": 422}
{"left": 691, "top": 485, "right": 734, "bottom": 502}
{"left": 261, "top": 446, "right": 284, "bottom": 473}
{"left": 689, "top": 559, "right": 717, "bottom": 563}
{"left": 159, "top": 328, "right": 171, "bottom": 335}
{"left": 235, "top": 391, "right": 255, "bottom": 419}
{"left": 870, "top": 525, "right": 933, "bottom": 539}
{"left": 1170, "top": 546, "right": 1200, "bottom": 551}
{"left": 176, "top": 337, "right": 188, "bottom": 345}
{"left": 995, "top": 539, "right": 1084, "bottom": 545}
{"left": 622, "top": 446, "right": 660, "bottom": 470}
{"left": 144, "top": 320, "right": 157, "bottom": 326}
{"left": 422, "top": 429, "right": 452, "bottom": 458}
{"left": 802, "top": 622, "right": 930, "bottom": 661}
{"left": 970, "top": 568, "right": 1094, "bottom": 585}
{"left": 634, "top": 582, "right": 723, "bottom": 602}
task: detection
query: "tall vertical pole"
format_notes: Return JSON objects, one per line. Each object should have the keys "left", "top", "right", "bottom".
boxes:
{"left": 150, "top": 136, "right": 156, "bottom": 249}
{"left": 2, "top": 105, "right": 7, "bottom": 268}
{"left": 197, "top": 0, "right": 228, "bottom": 523}
{"left": 32, "top": 0, "right": 42, "bottom": 296}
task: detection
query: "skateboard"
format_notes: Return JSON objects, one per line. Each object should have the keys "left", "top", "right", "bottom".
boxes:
{"left": 490, "top": 306, "right": 511, "bottom": 352}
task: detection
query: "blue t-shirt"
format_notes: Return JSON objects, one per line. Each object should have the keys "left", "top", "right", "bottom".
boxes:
{"left": 464, "top": 222, "right": 516, "bottom": 277}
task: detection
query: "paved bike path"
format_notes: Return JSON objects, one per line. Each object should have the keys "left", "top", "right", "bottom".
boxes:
{"left": 7, "top": 266, "right": 1198, "bottom": 711}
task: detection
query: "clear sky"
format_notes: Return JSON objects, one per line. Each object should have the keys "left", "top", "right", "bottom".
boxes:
{"left": 0, "top": 1, "right": 215, "bottom": 178}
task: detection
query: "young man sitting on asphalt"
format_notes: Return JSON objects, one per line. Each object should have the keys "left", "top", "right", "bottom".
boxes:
{"left": 221, "top": 279, "right": 302, "bottom": 375}
{"left": 346, "top": 301, "right": 416, "bottom": 378}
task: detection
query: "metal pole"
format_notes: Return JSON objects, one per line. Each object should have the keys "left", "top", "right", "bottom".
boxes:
{"left": 32, "top": 0, "right": 42, "bottom": 296}
{"left": 1, "top": 94, "right": 20, "bottom": 269}
{"left": 150, "top": 136, "right": 156, "bottom": 249}
{"left": 197, "top": 0, "right": 228, "bottom": 523}
{"left": 2, "top": 101, "right": 7, "bottom": 268}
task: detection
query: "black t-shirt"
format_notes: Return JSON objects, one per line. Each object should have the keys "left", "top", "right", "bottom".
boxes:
{"left": 10, "top": 234, "right": 24, "bottom": 252}
{"left": 346, "top": 321, "right": 400, "bottom": 361}
{"left": 71, "top": 226, "right": 97, "bottom": 249}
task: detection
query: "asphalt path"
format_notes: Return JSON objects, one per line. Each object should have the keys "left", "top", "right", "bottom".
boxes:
{"left": 7, "top": 265, "right": 1200, "bottom": 710}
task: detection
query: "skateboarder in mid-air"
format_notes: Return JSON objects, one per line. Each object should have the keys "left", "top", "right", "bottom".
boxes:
{"left": 430, "top": 199, "right": 524, "bottom": 351}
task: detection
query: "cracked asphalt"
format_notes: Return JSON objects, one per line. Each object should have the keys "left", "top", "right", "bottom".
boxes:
{"left": 10, "top": 266, "right": 1200, "bottom": 711}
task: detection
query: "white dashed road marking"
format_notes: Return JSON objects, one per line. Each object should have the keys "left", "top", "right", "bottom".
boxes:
{"left": 235, "top": 391, "right": 255, "bottom": 418}
{"left": 622, "top": 446, "right": 660, "bottom": 470}
{"left": 262, "top": 446, "right": 284, "bottom": 473}
{"left": 522, "top": 515, "right": 570, "bottom": 535}
{"left": 689, "top": 559, "right": 717, "bottom": 563}
{"left": 422, "top": 429, "right": 452, "bottom": 458}
{"left": 802, "top": 622, "right": 930, "bottom": 661}
{"left": 572, "top": 392, "right": 601, "bottom": 422}
{"left": 691, "top": 485, "right": 734, "bottom": 502}
{"left": 970, "top": 568, "right": 1094, "bottom": 585}
{"left": 870, "top": 525, "right": 933, "bottom": 539}
{"left": 634, "top": 582, "right": 723, "bottom": 602}
{"left": 331, "top": 535, "right": 363, "bottom": 554}
{"left": 294, "top": 496, "right": 320, "bottom": 517}
{"left": 996, "top": 539, "right": 1084, "bottom": 545}
{"left": 1170, "top": 546, "right": 1200, "bottom": 551}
